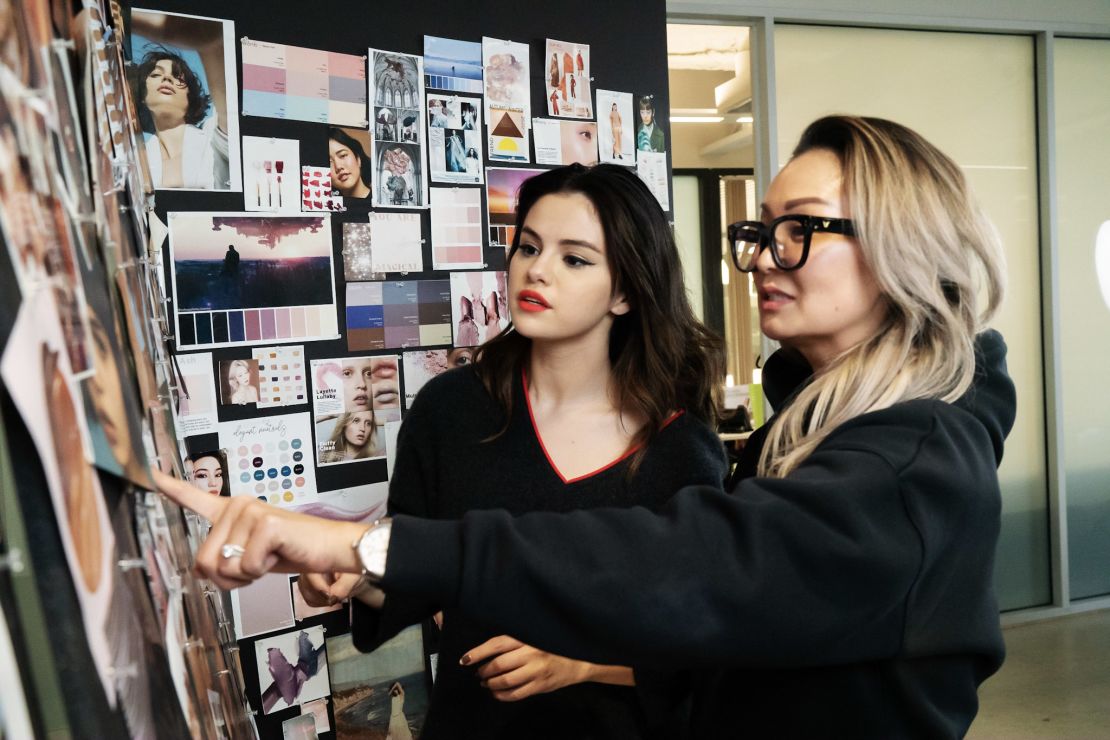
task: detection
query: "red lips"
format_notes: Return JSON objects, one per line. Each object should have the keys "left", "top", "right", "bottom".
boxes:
{"left": 517, "top": 290, "right": 550, "bottom": 312}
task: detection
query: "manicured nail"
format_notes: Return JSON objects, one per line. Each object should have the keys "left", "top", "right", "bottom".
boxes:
{"left": 459, "top": 654, "right": 471, "bottom": 665}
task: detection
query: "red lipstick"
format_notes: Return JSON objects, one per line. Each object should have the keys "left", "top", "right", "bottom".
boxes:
{"left": 517, "top": 290, "right": 550, "bottom": 312}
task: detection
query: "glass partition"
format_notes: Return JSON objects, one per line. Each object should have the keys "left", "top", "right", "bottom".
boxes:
{"left": 775, "top": 25, "right": 1049, "bottom": 609}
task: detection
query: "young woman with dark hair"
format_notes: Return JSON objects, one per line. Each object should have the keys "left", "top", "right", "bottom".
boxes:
{"left": 328, "top": 127, "right": 372, "bottom": 199}
{"left": 336, "top": 162, "right": 726, "bottom": 738}
{"left": 131, "top": 47, "right": 229, "bottom": 189}
{"left": 164, "top": 163, "right": 727, "bottom": 737}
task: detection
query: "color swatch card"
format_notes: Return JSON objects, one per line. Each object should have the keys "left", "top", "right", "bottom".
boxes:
{"left": 431, "top": 187, "right": 483, "bottom": 269}
{"left": 169, "top": 212, "right": 339, "bottom": 350}
{"left": 252, "top": 344, "right": 308, "bottom": 408}
{"left": 346, "top": 280, "right": 452, "bottom": 351}
{"left": 217, "top": 412, "right": 318, "bottom": 507}
{"left": 241, "top": 39, "right": 367, "bottom": 127}
{"left": 369, "top": 212, "right": 423, "bottom": 273}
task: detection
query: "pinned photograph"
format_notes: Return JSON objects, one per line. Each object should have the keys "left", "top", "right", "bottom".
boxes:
{"left": 242, "top": 136, "right": 299, "bottom": 212}
{"left": 184, "top": 448, "right": 231, "bottom": 496}
{"left": 431, "top": 187, "right": 484, "bottom": 269}
{"left": 310, "top": 356, "right": 396, "bottom": 466}
{"left": 483, "top": 37, "right": 530, "bottom": 162}
{"left": 424, "top": 35, "right": 483, "bottom": 93}
{"left": 218, "top": 358, "right": 261, "bottom": 405}
{"left": 129, "top": 8, "right": 241, "bottom": 190}
{"left": 253, "top": 626, "right": 331, "bottom": 715}
{"left": 370, "top": 50, "right": 427, "bottom": 208}
{"left": 241, "top": 40, "right": 367, "bottom": 127}
{"left": 487, "top": 167, "right": 545, "bottom": 248}
{"left": 532, "top": 118, "right": 598, "bottom": 166}
{"left": 427, "top": 93, "right": 483, "bottom": 184}
{"left": 544, "top": 39, "right": 592, "bottom": 119}
{"left": 328, "top": 126, "right": 373, "bottom": 202}
{"left": 168, "top": 212, "right": 338, "bottom": 350}
{"left": 451, "top": 271, "right": 508, "bottom": 347}
{"left": 281, "top": 714, "right": 319, "bottom": 740}
{"left": 77, "top": 255, "right": 154, "bottom": 484}
{"left": 342, "top": 222, "right": 385, "bottom": 282}
{"left": 597, "top": 89, "right": 635, "bottom": 164}
{"left": 326, "top": 627, "right": 428, "bottom": 740}
{"left": 402, "top": 348, "right": 474, "bottom": 407}
{"left": 636, "top": 94, "right": 666, "bottom": 153}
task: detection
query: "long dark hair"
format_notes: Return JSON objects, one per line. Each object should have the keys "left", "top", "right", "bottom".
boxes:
{"left": 132, "top": 48, "right": 211, "bottom": 132}
{"left": 328, "top": 127, "right": 373, "bottom": 190}
{"left": 475, "top": 163, "right": 724, "bottom": 464}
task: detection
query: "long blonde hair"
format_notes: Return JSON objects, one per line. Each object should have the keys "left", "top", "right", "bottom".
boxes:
{"left": 759, "top": 115, "right": 1006, "bottom": 477}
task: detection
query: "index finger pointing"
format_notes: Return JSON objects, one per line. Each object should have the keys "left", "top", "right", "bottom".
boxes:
{"left": 152, "top": 468, "right": 227, "bottom": 521}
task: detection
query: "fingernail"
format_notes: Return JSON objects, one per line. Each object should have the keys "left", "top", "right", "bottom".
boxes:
{"left": 459, "top": 654, "right": 470, "bottom": 665}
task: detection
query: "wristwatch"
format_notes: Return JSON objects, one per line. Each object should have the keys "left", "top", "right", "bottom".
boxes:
{"left": 353, "top": 518, "right": 392, "bottom": 584}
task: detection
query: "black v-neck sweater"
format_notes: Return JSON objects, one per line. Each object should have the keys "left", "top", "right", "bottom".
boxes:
{"left": 379, "top": 330, "right": 1017, "bottom": 738}
{"left": 352, "top": 366, "right": 728, "bottom": 739}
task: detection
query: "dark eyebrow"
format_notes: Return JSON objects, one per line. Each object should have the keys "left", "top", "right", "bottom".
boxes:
{"left": 520, "top": 226, "right": 601, "bottom": 254}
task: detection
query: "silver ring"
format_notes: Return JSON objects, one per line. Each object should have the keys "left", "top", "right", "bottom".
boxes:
{"left": 220, "top": 543, "right": 246, "bottom": 559}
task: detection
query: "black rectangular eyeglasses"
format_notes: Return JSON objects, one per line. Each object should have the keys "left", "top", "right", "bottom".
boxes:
{"left": 727, "top": 214, "right": 856, "bottom": 272}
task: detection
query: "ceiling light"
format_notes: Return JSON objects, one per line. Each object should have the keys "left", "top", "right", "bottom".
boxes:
{"left": 671, "top": 115, "right": 724, "bottom": 123}
{"left": 735, "top": 115, "right": 754, "bottom": 124}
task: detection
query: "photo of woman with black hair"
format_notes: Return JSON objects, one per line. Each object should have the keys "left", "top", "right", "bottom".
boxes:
{"left": 185, "top": 450, "right": 230, "bottom": 496}
{"left": 636, "top": 95, "right": 665, "bottom": 153}
{"left": 129, "top": 10, "right": 239, "bottom": 190}
{"left": 328, "top": 127, "right": 371, "bottom": 200}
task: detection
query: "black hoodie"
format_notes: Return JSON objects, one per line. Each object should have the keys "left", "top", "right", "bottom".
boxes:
{"left": 382, "top": 330, "right": 1017, "bottom": 738}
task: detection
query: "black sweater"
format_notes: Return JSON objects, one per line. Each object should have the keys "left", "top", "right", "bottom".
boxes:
{"left": 352, "top": 366, "right": 728, "bottom": 739}
{"left": 380, "top": 331, "right": 1017, "bottom": 738}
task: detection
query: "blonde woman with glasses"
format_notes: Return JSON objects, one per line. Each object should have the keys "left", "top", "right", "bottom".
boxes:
{"left": 157, "top": 115, "right": 1016, "bottom": 737}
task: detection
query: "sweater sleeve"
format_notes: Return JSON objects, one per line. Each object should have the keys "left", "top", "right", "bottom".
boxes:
{"left": 350, "top": 385, "right": 442, "bottom": 653}
{"left": 381, "top": 438, "right": 924, "bottom": 670}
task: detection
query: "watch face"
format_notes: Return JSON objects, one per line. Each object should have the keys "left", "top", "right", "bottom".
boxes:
{"left": 358, "top": 522, "right": 390, "bottom": 581}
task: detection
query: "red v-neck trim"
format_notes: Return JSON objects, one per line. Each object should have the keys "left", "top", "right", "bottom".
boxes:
{"left": 521, "top": 367, "right": 685, "bottom": 485}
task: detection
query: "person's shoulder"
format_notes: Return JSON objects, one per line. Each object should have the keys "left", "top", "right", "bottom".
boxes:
{"left": 647, "top": 411, "right": 728, "bottom": 475}
{"left": 821, "top": 398, "right": 994, "bottom": 475}
{"left": 412, "top": 365, "right": 486, "bottom": 406}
